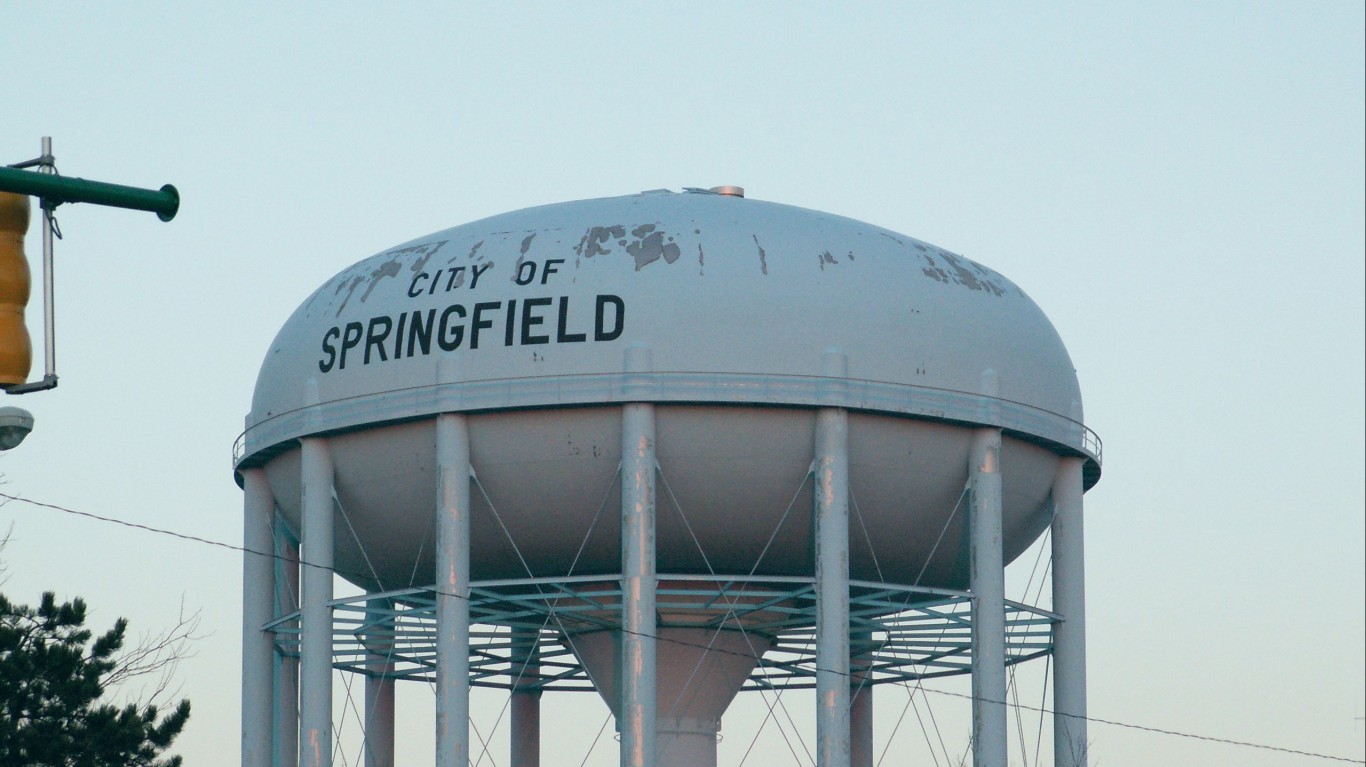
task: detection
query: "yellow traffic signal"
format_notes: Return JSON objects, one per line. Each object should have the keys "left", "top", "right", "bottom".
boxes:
{"left": 0, "top": 192, "right": 32, "bottom": 388}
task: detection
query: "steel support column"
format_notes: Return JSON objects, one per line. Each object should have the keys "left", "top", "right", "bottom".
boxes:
{"left": 815, "top": 406, "right": 851, "bottom": 767}
{"left": 850, "top": 628, "right": 873, "bottom": 767}
{"left": 849, "top": 685, "right": 872, "bottom": 767}
{"left": 300, "top": 437, "right": 335, "bottom": 767}
{"left": 970, "top": 427, "right": 1006, "bottom": 767}
{"left": 364, "top": 596, "right": 395, "bottom": 767}
{"left": 1051, "top": 457, "right": 1088, "bottom": 767}
{"left": 242, "top": 468, "right": 275, "bottom": 767}
{"left": 435, "top": 413, "right": 472, "bottom": 767}
{"left": 275, "top": 527, "right": 300, "bottom": 767}
{"left": 510, "top": 627, "right": 542, "bottom": 767}
{"left": 621, "top": 400, "right": 658, "bottom": 767}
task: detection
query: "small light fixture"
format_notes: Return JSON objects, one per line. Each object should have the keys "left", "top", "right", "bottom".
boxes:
{"left": 0, "top": 406, "right": 34, "bottom": 450}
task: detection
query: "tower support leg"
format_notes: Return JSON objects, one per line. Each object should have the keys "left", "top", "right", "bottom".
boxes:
{"left": 815, "top": 406, "right": 851, "bottom": 767}
{"left": 510, "top": 627, "right": 542, "bottom": 767}
{"left": 1051, "top": 457, "right": 1088, "bottom": 767}
{"left": 276, "top": 528, "right": 300, "bottom": 767}
{"left": 970, "top": 427, "right": 1006, "bottom": 767}
{"left": 621, "top": 401, "right": 657, "bottom": 767}
{"left": 364, "top": 596, "right": 395, "bottom": 767}
{"left": 300, "top": 437, "right": 335, "bottom": 767}
{"left": 436, "top": 414, "right": 472, "bottom": 767}
{"left": 242, "top": 468, "right": 276, "bottom": 767}
{"left": 850, "top": 628, "right": 873, "bottom": 767}
{"left": 849, "top": 682, "right": 873, "bottom": 767}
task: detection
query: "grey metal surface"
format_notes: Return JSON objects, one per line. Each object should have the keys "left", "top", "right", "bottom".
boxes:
{"left": 240, "top": 469, "right": 274, "bottom": 767}
{"left": 970, "top": 427, "right": 1007, "bottom": 767}
{"left": 299, "top": 438, "right": 334, "bottom": 767}
{"left": 815, "top": 405, "right": 851, "bottom": 767}
{"left": 434, "top": 415, "right": 471, "bottom": 767}
{"left": 1052, "top": 457, "right": 1089, "bottom": 766}
{"left": 238, "top": 190, "right": 1101, "bottom": 767}
{"left": 620, "top": 400, "right": 657, "bottom": 767}
{"left": 240, "top": 190, "right": 1097, "bottom": 476}
{"left": 362, "top": 596, "right": 395, "bottom": 767}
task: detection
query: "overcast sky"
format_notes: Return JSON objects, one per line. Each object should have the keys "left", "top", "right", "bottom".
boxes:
{"left": 2, "top": 4, "right": 1363, "bottom": 766}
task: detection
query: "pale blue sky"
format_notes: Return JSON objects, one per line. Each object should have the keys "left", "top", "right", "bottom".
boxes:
{"left": 3, "top": 4, "right": 1362, "bottom": 765}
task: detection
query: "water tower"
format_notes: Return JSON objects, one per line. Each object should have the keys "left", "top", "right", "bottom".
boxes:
{"left": 235, "top": 188, "right": 1100, "bottom": 767}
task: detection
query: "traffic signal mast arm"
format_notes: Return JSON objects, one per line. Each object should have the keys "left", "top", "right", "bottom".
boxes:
{"left": 0, "top": 165, "right": 179, "bottom": 222}
{"left": 0, "top": 137, "right": 179, "bottom": 395}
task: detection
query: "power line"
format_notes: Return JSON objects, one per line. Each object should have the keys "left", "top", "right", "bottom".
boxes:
{"left": 3, "top": 491, "right": 1363, "bottom": 765}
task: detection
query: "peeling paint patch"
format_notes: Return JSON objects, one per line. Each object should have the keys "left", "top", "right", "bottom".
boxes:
{"left": 697, "top": 243, "right": 705, "bottom": 276}
{"left": 576, "top": 225, "right": 626, "bottom": 258}
{"left": 577, "top": 223, "right": 682, "bottom": 270}
{"left": 753, "top": 235, "right": 769, "bottom": 275}
{"left": 332, "top": 240, "right": 448, "bottom": 316}
{"left": 359, "top": 259, "right": 402, "bottom": 303}
{"left": 920, "top": 250, "right": 1010, "bottom": 296}
{"left": 512, "top": 233, "right": 539, "bottom": 280}
{"left": 818, "top": 250, "right": 839, "bottom": 271}
{"left": 879, "top": 231, "right": 906, "bottom": 246}
{"left": 921, "top": 260, "right": 952, "bottom": 284}
{"left": 332, "top": 274, "right": 365, "bottom": 315}
{"left": 625, "top": 228, "right": 681, "bottom": 270}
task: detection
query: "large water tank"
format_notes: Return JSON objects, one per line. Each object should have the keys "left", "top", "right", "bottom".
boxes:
{"left": 237, "top": 187, "right": 1097, "bottom": 592}
{"left": 236, "top": 187, "right": 1103, "bottom": 767}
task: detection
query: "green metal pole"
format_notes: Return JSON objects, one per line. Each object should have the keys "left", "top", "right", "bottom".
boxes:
{"left": 0, "top": 165, "right": 179, "bottom": 222}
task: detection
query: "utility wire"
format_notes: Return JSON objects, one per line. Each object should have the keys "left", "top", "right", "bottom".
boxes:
{"left": 3, "top": 491, "right": 1363, "bottom": 766}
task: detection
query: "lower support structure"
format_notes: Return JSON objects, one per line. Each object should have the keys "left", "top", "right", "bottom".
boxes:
{"left": 240, "top": 406, "right": 1089, "bottom": 767}
{"left": 300, "top": 438, "right": 335, "bottom": 767}
{"left": 1052, "top": 457, "right": 1088, "bottom": 767}
{"left": 620, "top": 401, "right": 658, "bottom": 767}
{"left": 970, "top": 427, "right": 1006, "bottom": 767}
{"left": 241, "top": 468, "right": 275, "bottom": 767}
{"left": 815, "top": 406, "right": 851, "bottom": 767}
{"left": 364, "top": 597, "right": 395, "bottom": 767}
{"left": 510, "top": 627, "right": 541, "bottom": 767}
{"left": 435, "top": 414, "right": 472, "bottom": 767}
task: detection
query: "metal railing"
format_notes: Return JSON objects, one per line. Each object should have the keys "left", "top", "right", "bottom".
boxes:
{"left": 232, "top": 370, "right": 1102, "bottom": 468}
{"left": 264, "top": 574, "right": 1059, "bottom": 690}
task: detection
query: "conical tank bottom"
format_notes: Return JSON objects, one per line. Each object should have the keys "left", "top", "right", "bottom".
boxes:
{"left": 569, "top": 627, "right": 772, "bottom": 767}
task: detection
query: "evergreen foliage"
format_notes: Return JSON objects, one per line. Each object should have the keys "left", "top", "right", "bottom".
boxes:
{"left": 0, "top": 591, "right": 190, "bottom": 767}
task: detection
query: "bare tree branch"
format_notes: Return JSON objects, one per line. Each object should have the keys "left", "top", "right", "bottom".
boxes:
{"left": 103, "top": 597, "right": 204, "bottom": 710}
